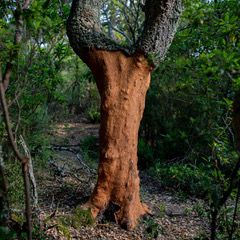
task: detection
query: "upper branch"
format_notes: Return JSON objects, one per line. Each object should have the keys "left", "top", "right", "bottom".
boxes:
{"left": 137, "top": 0, "right": 182, "bottom": 62}
{"left": 67, "top": 0, "right": 182, "bottom": 64}
{"left": 67, "top": 0, "right": 130, "bottom": 56}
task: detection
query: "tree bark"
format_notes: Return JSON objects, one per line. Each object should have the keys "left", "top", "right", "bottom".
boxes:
{"left": 67, "top": 0, "right": 182, "bottom": 230}
{"left": 79, "top": 49, "right": 152, "bottom": 229}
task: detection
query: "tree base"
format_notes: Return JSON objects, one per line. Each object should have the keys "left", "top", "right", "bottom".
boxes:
{"left": 83, "top": 200, "right": 150, "bottom": 230}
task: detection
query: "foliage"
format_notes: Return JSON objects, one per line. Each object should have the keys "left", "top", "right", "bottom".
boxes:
{"left": 5, "top": 161, "right": 24, "bottom": 208}
{"left": 138, "top": 138, "right": 154, "bottom": 169}
{"left": 50, "top": 208, "right": 95, "bottom": 239}
{"left": 0, "top": 226, "right": 16, "bottom": 240}
{"left": 1, "top": 213, "right": 49, "bottom": 240}
{"left": 144, "top": 218, "right": 162, "bottom": 239}
{"left": 140, "top": 0, "right": 240, "bottom": 238}
{"left": 150, "top": 163, "right": 212, "bottom": 197}
{"left": 87, "top": 106, "right": 101, "bottom": 123}
{"left": 72, "top": 207, "right": 95, "bottom": 228}
{"left": 80, "top": 136, "right": 99, "bottom": 169}
{"left": 61, "top": 57, "right": 100, "bottom": 122}
{"left": 140, "top": 0, "right": 239, "bottom": 179}
{"left": 57, "top": 216, "right": 72, "bottom": 240}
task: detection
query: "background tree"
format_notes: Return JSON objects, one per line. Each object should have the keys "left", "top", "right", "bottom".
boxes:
{"left": 67, "top": 0, "right": 182, "bottom": 229}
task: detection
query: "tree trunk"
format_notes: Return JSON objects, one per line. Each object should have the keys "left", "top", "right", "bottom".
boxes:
{"left": 80, "top": 49, "right": 152, "bottom": 229}
{"left": 233, "top": 91, "right": 240, "bottom": 151}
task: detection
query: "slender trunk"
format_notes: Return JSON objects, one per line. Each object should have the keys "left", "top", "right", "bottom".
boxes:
{"left": 233, "top": 91, "right": 240, "bottom": 151}
{"left": 211, "top": 209, "right": 218, "bottom": 240}
{"left": 0, "top": 81, "right": 32, "bottom": 240}
{"left": 80, "top": 49, "right": 151, "bottom": 229}
{"left": 22, "top": 162, "right": 32, "bottom": 240}
{"left": 229, "top": 180, "right": 240, "bottom": 240}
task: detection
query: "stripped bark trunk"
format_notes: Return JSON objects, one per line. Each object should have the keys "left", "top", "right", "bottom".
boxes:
{"left": 67, "top": 0, "right": 182, "bottom": 230}
{"left": 80, "top": 49, "right": 152, "bottom": 229}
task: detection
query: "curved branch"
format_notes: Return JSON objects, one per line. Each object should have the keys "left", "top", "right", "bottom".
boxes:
{"left": 67, "top": 0, "right": 131, "bottom": 57}
{"left": 0, "top": 71, "right": 32, "bottom": 240}
{"left": 137, "top": 0, "right": 182, "bottom": 62}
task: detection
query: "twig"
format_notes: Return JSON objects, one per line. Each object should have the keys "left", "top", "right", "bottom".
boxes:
{"left": 45, "top": 224, "right": 58, "bottom": 230}
{"left": 22, "top": 0, "right": 31, "bottom": 10}
{"left": 50, "top": 145, "right": 96, "bottom": 175}
{"left": 51, "top": 144, "right": 80, "bottom": 148}
{"left": 50, "top": 195, "right": 55, "bottom": 210}
{"left": 76, "top": 153, "right": 95, "bottom": 175}
{"left": 222, "top": 115, "right": 235, "bottom": 145}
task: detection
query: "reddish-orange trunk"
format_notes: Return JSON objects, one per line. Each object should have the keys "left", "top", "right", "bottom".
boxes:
{"left": 80, "top": 49, "right": 151, "bottom": 229}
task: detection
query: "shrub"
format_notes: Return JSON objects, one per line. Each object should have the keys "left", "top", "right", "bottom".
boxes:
{"left": 138, "top": 138, "right": 154, "bottom": 169}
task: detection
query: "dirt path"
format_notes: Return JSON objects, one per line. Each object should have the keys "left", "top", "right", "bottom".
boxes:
{"left": 37, "top": 121, "right": 208, "bottom": 240}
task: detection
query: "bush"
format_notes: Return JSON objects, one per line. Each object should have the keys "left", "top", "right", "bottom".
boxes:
{"left": 80, "top": 136, "right": 99, "bottom": 168}
{"left": 5, "top": 161, "right": 24, "bottom": 209}
{"left": 72, "top": 208, "right": 94, "bottom": 228}
{"left": 87, "top": 106, "right": 100, "bottom": 123}
{"left": 138, "top": 138, "right": 154, "bottom": 169}
{"left": 150, "top": 162, "right": 212, "bottom": 197}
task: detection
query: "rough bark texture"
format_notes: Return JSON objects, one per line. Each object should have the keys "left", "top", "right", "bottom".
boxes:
{"left": 67, "top": 0, "right": 182, "bottom": 62}
{"left": 137, "top": 0, "right": 182, "bottom": 61}
{"left": 67, "top": 0, "right": 182, "bottom": 230}
{"left": 79, "top": 49, "right": 151, "bottom": 229}
{"left": 67, "top": 0, "right": 130, "bottom": 54}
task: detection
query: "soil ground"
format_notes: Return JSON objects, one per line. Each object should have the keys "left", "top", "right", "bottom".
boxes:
{"left": 36, "top": 119, "right": 208, "bottom": 240}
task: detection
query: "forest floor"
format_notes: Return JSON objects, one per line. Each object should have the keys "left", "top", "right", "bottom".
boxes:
{"left": 36, "top": 118, "right": 209, "bottom": 240}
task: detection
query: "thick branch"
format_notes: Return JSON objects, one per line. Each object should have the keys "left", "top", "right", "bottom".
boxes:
{"left": 67, "top": 0, "right": 130, "bottom": 57}
{"left": 67, "top": 0, "right": 182, "bottom": 61}
{"left": 137, "top": 0, "right": 182, "bottom": 61}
